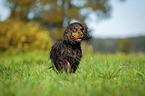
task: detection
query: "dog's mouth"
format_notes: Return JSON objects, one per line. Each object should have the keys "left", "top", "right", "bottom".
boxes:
{"left": 75, "top": 38, "right": 82, "bottom": 42}
{"left": 72, "top": 32, "right": 83, "bottom": 42}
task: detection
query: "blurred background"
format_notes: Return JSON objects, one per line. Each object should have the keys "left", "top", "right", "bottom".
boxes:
{"left": 0, "top": 0, "right": 145, "bottom": 54}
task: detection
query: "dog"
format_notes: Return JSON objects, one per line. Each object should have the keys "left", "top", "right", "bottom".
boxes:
{"left": 50, "top": 22, "right": 91, "bottom": 73}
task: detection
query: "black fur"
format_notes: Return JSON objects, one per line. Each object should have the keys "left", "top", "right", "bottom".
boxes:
{"left": 50, "top": 22, "right": 91, "bottom": 72}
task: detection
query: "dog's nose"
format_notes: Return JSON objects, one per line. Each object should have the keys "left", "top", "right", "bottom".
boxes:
{"left": 79, "top": 32, "right": 83, "bottom": 36}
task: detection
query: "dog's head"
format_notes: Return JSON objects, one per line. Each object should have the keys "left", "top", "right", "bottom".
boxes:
{"left": 63, "top": 22, "right": 91, "bottom": 44}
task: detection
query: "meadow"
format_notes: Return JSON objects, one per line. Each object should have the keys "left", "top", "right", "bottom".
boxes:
{"left": 0, "top": 52, "right": 145, "bottom": 96}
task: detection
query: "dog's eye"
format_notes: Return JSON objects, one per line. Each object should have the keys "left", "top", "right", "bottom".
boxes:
{"left": 80, "top": 27, "right": 84, "bottom": 32}
{"left": 73, "top": 26, "right": 78, "bottom": 32}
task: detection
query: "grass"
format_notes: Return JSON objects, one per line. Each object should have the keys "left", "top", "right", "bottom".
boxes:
{"left": 0, "top": 52, "right": 145, "bottom": 96}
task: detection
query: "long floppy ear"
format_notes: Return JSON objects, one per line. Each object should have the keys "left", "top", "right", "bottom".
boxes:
{"left": 63, "top": 26, "right": 75, "bottom": 44}
{"left": 82, "top": 24, "right": 92, "bottom": 40}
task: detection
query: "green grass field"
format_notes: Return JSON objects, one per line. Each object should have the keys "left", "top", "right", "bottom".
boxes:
{"left": 0, "top": 52, "right": 145, "bottom": 96}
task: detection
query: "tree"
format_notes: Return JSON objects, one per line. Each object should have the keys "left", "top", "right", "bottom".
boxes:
{"left": 4, "top": 0, "right": 125, "bottom": 40}
{"left": 0, "top": 18, "right": 53, "bottom": 53}
{"left": 117, "top": 39, "right": 132, "bottom": 54}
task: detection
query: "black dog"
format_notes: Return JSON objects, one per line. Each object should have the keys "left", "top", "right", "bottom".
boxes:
{"left": 50, "top": 22, "right": 91, "bottom": 73}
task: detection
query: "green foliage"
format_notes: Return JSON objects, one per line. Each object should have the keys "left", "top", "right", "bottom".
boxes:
{"left": 118, "top": 39, "right": 132, "bottom": 54}
{"left": 0, "top": 18, "right": 53, "bottom": 54}
{"left": 5, "top": 0, "right": 113, "bottom": 40}
{"left": 90, "top": 37, "right": 145, "bottom": 53}
{"left": 0, "top": 53, "right": 145, "bottom": 96}
{"left": 82, "top": 42, "right": 93, "bottom": 54}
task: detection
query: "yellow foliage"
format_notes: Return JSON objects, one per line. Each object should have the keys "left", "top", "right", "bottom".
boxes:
{"left": 0, "top": 18, "right": 53, "bottom": 54}
{"left": 81, "top": 42, "right": 93, "bottom": 54}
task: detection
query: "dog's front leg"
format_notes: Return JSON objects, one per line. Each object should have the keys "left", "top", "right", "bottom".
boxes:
{"left": 67, "top": 61, "right": 74, "bottom": 73}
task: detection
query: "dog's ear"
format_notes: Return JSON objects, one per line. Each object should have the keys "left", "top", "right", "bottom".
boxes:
{"left": 82, "top": 24, "right": 92, "bottom": 40}
{"left": 64, "top": 28, "right": 71, "bottom": 42}
{"left": 63, "top": 26, "right": 75, "bottom": 44}
{"left": 82, "top": 24, "right": 87, "bottom": 33}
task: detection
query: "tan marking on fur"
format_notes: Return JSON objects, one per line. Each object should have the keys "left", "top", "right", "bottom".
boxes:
{"left": 75, "top": 26, "right": 78, "bottom": 29}
{"left": 67, "top": 62, "right": 74, "bottom": 72}
{"left": 72, "top": 32, "right": 79, "bottom": 38}
{"left": 72, "top": 32, "right": 83, "bottom": 39}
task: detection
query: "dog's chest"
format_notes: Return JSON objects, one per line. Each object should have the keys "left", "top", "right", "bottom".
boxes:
{"left": 67, "top": 45, "right": 82, "bottom": 58}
